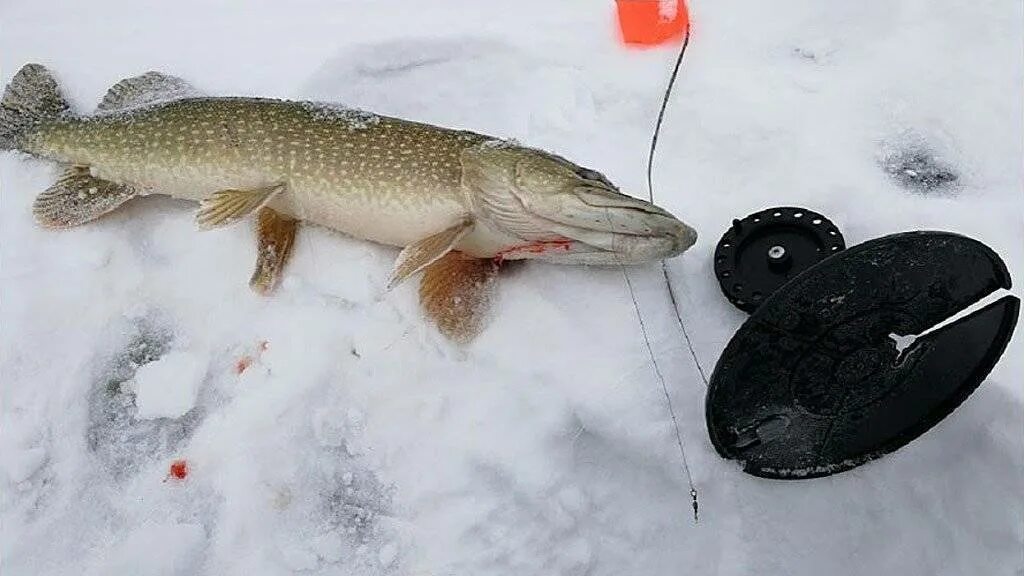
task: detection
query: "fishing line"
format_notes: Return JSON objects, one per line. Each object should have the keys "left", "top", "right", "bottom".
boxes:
{"left": 645, "top": 24, "right": 709, "bottom": 389}
{"left": 619, "top": 21, "right": 706, "bottom": 523}
{"left": 619, "top": 265, "right": 699, "bottom": 522}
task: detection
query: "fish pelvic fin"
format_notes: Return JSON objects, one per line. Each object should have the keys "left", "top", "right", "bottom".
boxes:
{"left": 1, "top": 63, "right": 72, "bottom": 151}
{"left": 97, "top": 71, "right": 199, "bottom": 113}
{"left": 420, "top": 252, "right": 498, "bottom": 344}
{"left": 33, "top": 167, "right": 137, "bottom": 228}
{"left": 196, "top": 184, "right": 284, "bottom": 230}
{"left": 388, "top": 219, "right": 473, "bottom": 290}
{"left": 250, "top": 207, "right": 298, "bottom": 295}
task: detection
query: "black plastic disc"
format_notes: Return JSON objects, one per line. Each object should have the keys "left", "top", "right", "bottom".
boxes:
{"left": 714, "top": 207, "right": 845, "bottom": 313}
{"left": 705, "top": 231, "right": 1019, "bottom": 479}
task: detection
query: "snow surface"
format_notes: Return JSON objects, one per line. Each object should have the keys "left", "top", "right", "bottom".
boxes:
{"left": 130, "top": 350, "right": 206, "bottom": 420}
{"left": 1, "top": 1, "right": 1022, "bottom": 575}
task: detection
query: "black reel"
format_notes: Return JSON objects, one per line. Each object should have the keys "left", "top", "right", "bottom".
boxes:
{"left": 714, "top": 207, "right": 845, "bottom": 313}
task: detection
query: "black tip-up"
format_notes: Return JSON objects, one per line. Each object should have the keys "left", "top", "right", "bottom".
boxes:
{"left": 706, "top": 231, "right": 1019, "bottom": 479}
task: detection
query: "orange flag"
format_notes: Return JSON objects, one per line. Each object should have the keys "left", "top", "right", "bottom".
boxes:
{"left": 616, "top": 0, "right": 690, "bottom": 46}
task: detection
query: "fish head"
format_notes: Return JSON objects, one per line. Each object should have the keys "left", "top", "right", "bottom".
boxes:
{"left": 461, "top": 142, "right": 697, "bottom": 264}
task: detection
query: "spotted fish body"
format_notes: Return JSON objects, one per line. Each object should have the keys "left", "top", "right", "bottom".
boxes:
{"left": 1, "top": 63, "right": 698, "bottom": 341}
{"left": 25, "top": 97, "right": 509, "bottom": 251}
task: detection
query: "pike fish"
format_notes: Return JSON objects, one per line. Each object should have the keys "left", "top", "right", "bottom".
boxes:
{"left": 1, "top": 63, "right": 697, "bottom": 342}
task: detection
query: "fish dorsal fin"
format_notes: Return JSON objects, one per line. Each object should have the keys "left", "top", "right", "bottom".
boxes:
{"left": 388, "top": 219, "right": 473, "bottom": 289}
{"left": 96, "top": 71, "right": 198, "bottom": 113}
{"left": 33, "top": 167, "right": 137, "bottom": 228}
{"left": 419, "top": 252, "right": 498, "bottom": 344}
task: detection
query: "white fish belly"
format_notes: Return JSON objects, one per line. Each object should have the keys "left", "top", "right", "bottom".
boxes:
{"left": 287, "top": 183, "right": 469, "bottom": 248}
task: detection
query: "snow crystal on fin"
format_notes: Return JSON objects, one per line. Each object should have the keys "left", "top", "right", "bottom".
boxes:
{"left": 297, "top": 101, "right": 381, "bottom": 130}
{"left": 96, "top": 71, "right": 199, "bottom": 113}
{"left": 1, "top": 63, "right": 72, "bottom": 150}
{"left": 250, "top": 206, "right": 298, "bottom": 295}
{"left": 33, "top": 168, "right": 137, "bottom": 228}
{"left": 419, "top": 252, "right": 498, "bottom": 344}
{"left": 480, "top": 137, "right": 518, "bottom": 149}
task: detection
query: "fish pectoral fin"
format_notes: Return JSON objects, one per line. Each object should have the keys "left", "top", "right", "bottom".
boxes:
{"left": 196, "top": 184, "right": 284, "bottom": 230}
{"left": 250, "top": 207, "right": 298, "bottom": 295}
{"left": 420, "top": 252, "right": 498, "bottom": 344}
{"left": 387, "top": 219, "right": 473, "bottom": 289}
{"left": 33, "top": 168, "right": 137, "bottom": 228}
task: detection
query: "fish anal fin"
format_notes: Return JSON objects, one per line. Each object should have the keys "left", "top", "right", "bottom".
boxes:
{"left": 97, "top": 71, "right": 199, "bottom": 113}
{"left": 419, "top": 252, "right": 498, "bottom": 344}
{"left": 388, "top": 219, "right": 473, "bottom": 289}
{"left": 196, "top": 184, "right": 283, "bottom": 230}
{"left": 250, "top": 207, "right": 298, "bottom": 295}
{"left": 33, "top": 169, "right": 137, "bottom": 228}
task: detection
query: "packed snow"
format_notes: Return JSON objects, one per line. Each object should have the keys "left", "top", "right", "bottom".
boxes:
{"left": 1, "top": 1, "right": 1021, "bottom": 575}
{"left": 130, "top": 350, "right": 206, "bottom": 420}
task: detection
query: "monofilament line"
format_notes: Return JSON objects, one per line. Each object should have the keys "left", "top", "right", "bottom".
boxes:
{"left": 645, "top": 25, "right": 690, "bottom": 207}
{"left": 637, "top": 21, "right": 707, "bottom": 522}
{"left": 646, "top": 23, "right": 710, "bottom": 388}
{"left": 620, "top": 265, "right": 699, "bottom": 522}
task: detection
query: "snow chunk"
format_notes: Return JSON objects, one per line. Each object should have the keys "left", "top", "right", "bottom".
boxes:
{"left": 312, "top": 407, "right": 347, "bottom": 447}
{"left": 556, "top": 486, "right": 587, "bottom": 514}
{"left": 480, "top": 137, "right": 518, "bottom": 149}
{"left": 279, "top": 543, "right": 319, "bottom": 571}
{"left": 130, "top": 351, "right": 206, "bottom": 419}
{"left": 92, "top": 522, "right": 205, "bottom": 576}
{"left": 658, "top": 0, "right": 680, "bottom": 20}
{"left": 298, "top": 101, "right": 381, "bottom": 129}
{"left": 2, "top": 447, "right": 47, "bottom": 484}
{"left": 557, "top": 537, "right": 592, "bottom": 575}
{"left": 311, "top": 530, "right": 345, "bottom": 563}
{"left": 377, "top": 542, "right": 398, "bottom": 568}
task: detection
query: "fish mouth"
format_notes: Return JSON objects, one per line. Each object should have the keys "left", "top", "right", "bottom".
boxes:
{"left": 513, "top": 185, "right": 698, "bottom": 264}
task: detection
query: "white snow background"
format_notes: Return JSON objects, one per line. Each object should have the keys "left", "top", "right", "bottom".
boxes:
{"left": 1, "top": 1, "right": 1022, "bottom": 574}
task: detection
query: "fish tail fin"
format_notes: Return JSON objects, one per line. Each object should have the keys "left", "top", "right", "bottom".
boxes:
{"left": 1, "top": 63, "right": 72, "bottom": 151}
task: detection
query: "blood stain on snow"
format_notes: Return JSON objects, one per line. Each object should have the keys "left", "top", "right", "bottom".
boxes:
{"left": 235, "top": 340, "right": 270, "bottom": 375}
{"left": 235, "top": 355, "right": 253, "bottom": 374}
{"left": 166, "top": 459, "right": 189, "bottom": 481}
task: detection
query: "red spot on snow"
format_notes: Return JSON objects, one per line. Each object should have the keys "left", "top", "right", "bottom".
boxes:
{"left": 235, "top": 355, "right": 253, "bottom": 374}
{"left": 235, "top": 340, "right": 269, "bottom": 375}
{"left": 167, "top": 459, "right": 189, "bottom": 481}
